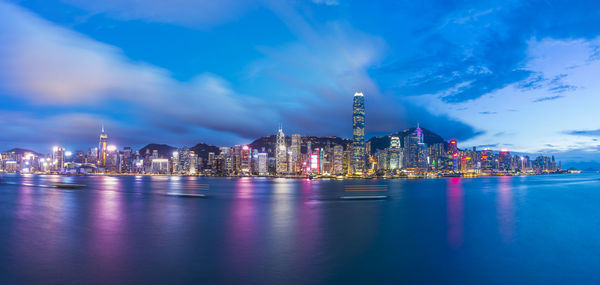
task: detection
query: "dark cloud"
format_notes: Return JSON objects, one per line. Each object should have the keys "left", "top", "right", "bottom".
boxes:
{"left": 477, "top": 144, "right": 498, "bottom": 148}
{"left": 517, "top": 73, "right": 546, "bottom": 90}
{"left": 564, "top": 129, "right": 600, "bottom": 137}
{"left": 548, "top": 85, "right": 577, "bottom": 93}
{"left": 549, "top": 74, "right": 568, "bottom": 85}
{"left": 479, "top": 111, "right": 497, "bottom": 115}
{"left": 532, "top": 95, "right": 564, "bottom": 103}
{"left": 373, "top": 0, "right": 600, "bottom": 102}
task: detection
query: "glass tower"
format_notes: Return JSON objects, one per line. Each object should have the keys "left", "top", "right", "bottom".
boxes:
{"left": 98, "top": 124, "right": 108, "bottom": 167}
{"left": 352, "top": 92, "right": 365, "bottom": 173}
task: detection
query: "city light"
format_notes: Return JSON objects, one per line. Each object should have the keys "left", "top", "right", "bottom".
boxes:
{"left": 0, "top": 93, "right": 562, "bottom": 177}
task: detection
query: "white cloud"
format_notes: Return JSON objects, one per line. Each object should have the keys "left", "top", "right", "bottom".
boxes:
{"left": 412, "top": 36, "right": 600, "bottom": 161}
{"left": 312, "top": 0, "right": 340, "bottom": 6}
{"left": 0, "top": 1, "right": 277, "bottom": 143}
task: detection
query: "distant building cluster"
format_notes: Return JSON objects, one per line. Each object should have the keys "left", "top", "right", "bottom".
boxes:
{"left": 0, "top": 93, "right": 562, "bottom": 177}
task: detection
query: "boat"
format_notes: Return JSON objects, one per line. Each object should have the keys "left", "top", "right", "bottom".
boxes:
{"left": 52, "top": 183, "right": 85, "bottom": 189}
{"left": 165, "top": 193, "right": 207, "bottom": 198}
{"left": 339, "top": 195, "right": 388, "bottom": 200}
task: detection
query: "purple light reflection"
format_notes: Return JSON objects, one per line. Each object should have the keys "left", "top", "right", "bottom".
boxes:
{"left": 88, "top": 177, "right": 128, "bottom": 282}
{"left": 447, "top": 177, "right": 464, "bottom": 249}
{"left": 224, "top": 178, "right": 259, "bottom": 280}
{"left": 497, "top": 176, "right": 515, "bottom": 242}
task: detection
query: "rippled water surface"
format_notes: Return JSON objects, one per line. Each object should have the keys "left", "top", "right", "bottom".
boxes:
{"left": 0, "top": 173, "right": 599, "bottom": 284}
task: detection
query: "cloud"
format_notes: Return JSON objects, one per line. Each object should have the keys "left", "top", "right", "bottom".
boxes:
{"left": 312, "top": 0, "right": 340, "bottom": 6}
{"left": 0, "top": 1, "right": 277, "bottom": 145}
{"left": 0, "top": 1, "right": 484, "bottom": 150}
{"left": 517, "top": 73, "right": 546, "bottom": 90}
{"left": 477, "top": 144, "right": 498, "bottom": 148}
{"left": 62, "top": 0, "right": 258, "bottom": 28}
{"left": 564, "top": 129, "right": 600, "bottom": 137}
{"left": 479, "top": 111, "right": 497, "bottom": 115}
{"left": 532, "top": 95, "right": 563, "bottom": 103}
{"left": 371, "top": 0, "right": 600, "bottom": 103}
{"left": 244, "top": 5, "right": 482, "bottom": 141}
{"left": 548, "top": 84, "right": 577, "bottom": 93}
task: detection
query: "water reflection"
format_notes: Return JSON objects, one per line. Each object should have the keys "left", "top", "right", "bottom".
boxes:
{"left": 3, "top": 174, "right": 597, "bottom": 284}
{"left": 225, "top": 178, "right": 259, "bottom": 281}
{"left": 497, "top": 176, "right": 515, "bottom": 242}
{"left": 89, "top": 177, "right": 127, "bottom": 282}
{"left": 446, "top": 177, "right": 464, "bottom": 249}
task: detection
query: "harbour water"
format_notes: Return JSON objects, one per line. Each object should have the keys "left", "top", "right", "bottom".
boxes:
{"left": 0, "top": 173, "right": 599, "bottom": 284}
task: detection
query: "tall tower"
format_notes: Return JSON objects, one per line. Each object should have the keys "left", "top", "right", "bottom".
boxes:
{"left": 291, "top": 134, "right": 301, "bottom": 173}
{"left": 352, "top": 92, "right": 365, "bottom": 174}
{"left": 98, "top": 124, "right": 108, "bottom": 167}
{"left": 275, "top": 125, "right": 287, "bottom": 174}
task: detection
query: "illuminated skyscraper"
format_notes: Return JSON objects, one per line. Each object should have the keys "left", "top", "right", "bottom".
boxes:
{"left": 257, "top": 153, "right": 268, "bottom": 175}
{"left": 403, "top": 125, "right": 426, "bottom": 171}
{"left": 98, "top": 124, "right": 108, "bottom": 167}
{"left": 333, "top": 145, "right": 344, "bottom": 175}
{"left": 389, "top": 136, "right": 401, "bottom": 170}
{"left": 52, "top": 146, "right": 65, "bottom": 172}
{"left": 291, "top": 134, "right": 301, "bottom": 173}
{"left": 351, "top": 92, "right": 365, "bottom": 174}
{"left": 276, "top": 126, "right": 287, "bottom": 174}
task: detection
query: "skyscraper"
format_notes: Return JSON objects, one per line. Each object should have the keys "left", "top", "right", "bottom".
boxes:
{"left": 291, "top": 134, "right": 301, "bottom": 173}
{"left": 98, "top": 124, "right": 108, "bottom": 167}
{"left": 403, "top": 125, "right": 427, "bottom": 171}
{"left": 333, "top": 145, "right": 344, "bottom": 175}
{"left": 352, "top": 92, "right": 365, "bottom": 174}
{"left": 276, "top": 126, "right": 287, "bottom": 174}
{"left": 389, "top": 136, "right": 401, "bottom": 170}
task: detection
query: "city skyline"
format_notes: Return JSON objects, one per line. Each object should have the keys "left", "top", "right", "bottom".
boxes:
{"left": 1, "top": 0, "right": 600, "bottom": 167}
{"left": 0, "top": 92, "right": 564, "bottom": 176}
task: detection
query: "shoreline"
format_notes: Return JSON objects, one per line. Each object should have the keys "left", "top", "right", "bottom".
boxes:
{"left": 0, "top": 171, "right": 577, "bottom": 180}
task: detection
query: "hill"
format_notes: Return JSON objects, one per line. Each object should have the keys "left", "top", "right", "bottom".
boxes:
{"left": 138, "top": 142, "right": 221, "bottom": 161}
{"left": 190, "top": 142, "right": 221, "bottom": 161}
{"left": 3, "top": 148, "right": 40, "bottom": 156}
{"left": 249, "top": 135, "right": 351, "bottom": 156}
{"left": 138, "top": 144, "right": 177, "bottom": 158}
{"left": 367, "top": 127, "right": 446, "bottom": 154}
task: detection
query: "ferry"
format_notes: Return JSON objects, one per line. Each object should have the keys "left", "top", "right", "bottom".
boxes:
{"left": 52, "top": 183, "right": 85, "bottom": 189}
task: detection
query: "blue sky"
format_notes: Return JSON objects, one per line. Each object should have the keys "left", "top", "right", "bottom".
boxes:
{"left": 1, "top": 0, "right": 600, "bottom": 165}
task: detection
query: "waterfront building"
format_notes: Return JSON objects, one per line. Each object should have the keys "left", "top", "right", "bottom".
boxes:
{"left": 119, "top": 147, "right": 132, "bottom": 173}
{"left": 403, "top": 126, "right": 427, "bottom": 171}
{"left": 333, "top": 145, "right": 344, "bottom": 175}
{"left": 499, "top": 150, "right": 511, "bottom": 171}
{"left": 310, "top": 149, "right": 320, "bottom": 174}
{"left": 389, "top": 136, "right": 402, "bottom": 171}
{"left": 291, "top": 134, "right": 301, "bottom": 173}
{"left": 151, "top": 158, "right": 169, "bottom": 174}
{"left": 257, "top": 153, "right": 268, "bottom": 175}
{"left": 106, "top": 145, "right": 120, "bottom": 172}
{"left": 52, "top": 146, "right": 65, "bottom": 172}
{"left": 207, "top": 152, "right": 215, "bottom": 170}
{"left": 240, "top": 145, "right": 251, "bottom": 174}
{"left": 98, "top": 125, "right": 108, "bottom": 167}
{"left": 375, "top": 149, "right": 388, "bottom": 173}
{"left": 351, "top": 92, "right": 366, "bottom": 174}
{"left": 276, "top": 126, "right": 287, "bottom": 174}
